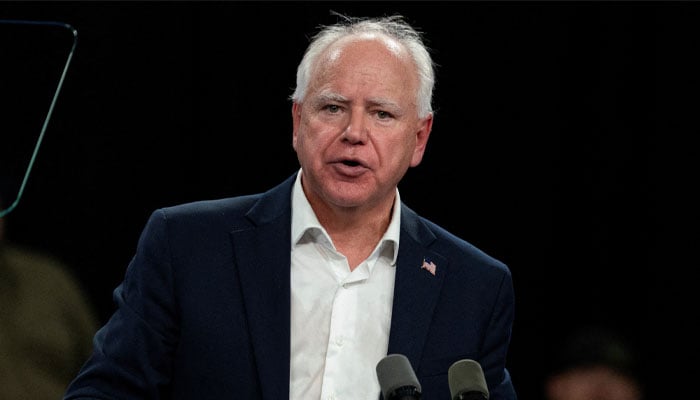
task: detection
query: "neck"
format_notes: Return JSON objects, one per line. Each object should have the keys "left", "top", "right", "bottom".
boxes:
{"left": 308, "top": 193, "right": 395, "bottom": 271}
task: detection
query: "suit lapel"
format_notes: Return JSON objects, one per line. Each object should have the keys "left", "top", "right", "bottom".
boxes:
{"left": 387, "top": 205, "right": 447, "bottom": 373}
{"left": 230, "top": 175, "right": 295, "bottom": 400}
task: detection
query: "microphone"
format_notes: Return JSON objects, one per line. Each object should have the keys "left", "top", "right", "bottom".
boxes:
{"left": 448, "top": 359, "right": 489, "bottom": 400}
{"left": 376, "top": 354, "right": 422, "bottom": 400}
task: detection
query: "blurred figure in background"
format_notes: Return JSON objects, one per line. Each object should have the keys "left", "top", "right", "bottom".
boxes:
{"left": 544, "top": 325, "right": 643, "bottom": 400}
{"left": 0, "top": 182, "right": 98, "bottom": 399}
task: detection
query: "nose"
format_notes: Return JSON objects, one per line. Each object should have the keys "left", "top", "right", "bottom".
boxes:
{"left": 342, "top": 111, "right": 368, "bottom": 144}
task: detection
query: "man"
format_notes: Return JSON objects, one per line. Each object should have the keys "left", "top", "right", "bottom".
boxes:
{"left": 64, "top": 14, "right": 517, "bottom": 399}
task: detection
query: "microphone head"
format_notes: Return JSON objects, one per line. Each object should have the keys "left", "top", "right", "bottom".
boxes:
{"left": 448, "top": 359, "right": 489, "bottom": 399}
{"left": 376, "top": 354, "right": 422, "bottom": 399}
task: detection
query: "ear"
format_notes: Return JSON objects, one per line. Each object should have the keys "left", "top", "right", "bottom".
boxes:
{"left": 292, "top": 102, "right": 302, "bottom": 151}
{"left": 410, "top": 113, "right": 434, "bottom": 167}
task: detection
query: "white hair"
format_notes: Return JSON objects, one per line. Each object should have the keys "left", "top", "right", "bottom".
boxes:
{"left": 290, "top": 14, "right": 435, "bottom": 118}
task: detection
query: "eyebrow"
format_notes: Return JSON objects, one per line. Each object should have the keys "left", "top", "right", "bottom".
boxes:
{"left": 315, "top": 91, "right": 402, "bottom": 113}
{"left": 315, "top": 91, "right": 348, "bottom": 104}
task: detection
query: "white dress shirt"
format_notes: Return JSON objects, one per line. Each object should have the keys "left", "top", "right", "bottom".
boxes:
{"left": 289, "top": 170, "right": 400, "bottom": 400}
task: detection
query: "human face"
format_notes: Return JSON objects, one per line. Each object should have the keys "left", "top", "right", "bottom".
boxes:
{"left": 292, "top": 35, "right": 433, "bottom": 213}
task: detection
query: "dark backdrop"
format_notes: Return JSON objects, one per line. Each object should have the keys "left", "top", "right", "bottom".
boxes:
{"left": 2, "top": 1, "right": 697, "bottom": 399}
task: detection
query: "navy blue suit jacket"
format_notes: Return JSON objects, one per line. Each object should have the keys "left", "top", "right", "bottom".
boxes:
{"left": 64, "top": 172, "right": 517, "bottom": 399}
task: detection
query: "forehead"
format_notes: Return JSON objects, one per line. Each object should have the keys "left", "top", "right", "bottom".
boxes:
{"left": 310, "top": 34, "right": 418, "bottom": 95}
{"left": 325, "top": 32, "right": 406, "bottom": 62}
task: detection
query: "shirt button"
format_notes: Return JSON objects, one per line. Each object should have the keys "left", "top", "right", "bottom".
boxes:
{"left": 335, "top": 336, "right": 344, "bottom": 346}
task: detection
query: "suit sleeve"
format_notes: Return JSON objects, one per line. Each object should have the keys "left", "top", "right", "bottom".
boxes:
{"left": 64, "top": 209, "right": 179, "bottom": 399}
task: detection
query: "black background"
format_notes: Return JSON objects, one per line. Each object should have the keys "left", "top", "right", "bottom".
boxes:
{"left": 2, "top": 1, "right": 698, "bottom": 399}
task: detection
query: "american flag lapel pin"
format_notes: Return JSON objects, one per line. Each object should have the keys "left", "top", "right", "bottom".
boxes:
{"left": 421, "top": 257, "right": 437, "bottom": 276}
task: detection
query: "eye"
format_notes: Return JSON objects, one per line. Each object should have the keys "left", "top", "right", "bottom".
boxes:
{"left": 376, "top": 110, "right": 393, "bottom": 120}
{"left": 324, "top": 104, "right": 341, "bottom": 113}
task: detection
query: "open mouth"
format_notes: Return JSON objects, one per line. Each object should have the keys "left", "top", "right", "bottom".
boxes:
{"left": 342, "top": 160, "right": 361, "bottom": 167}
